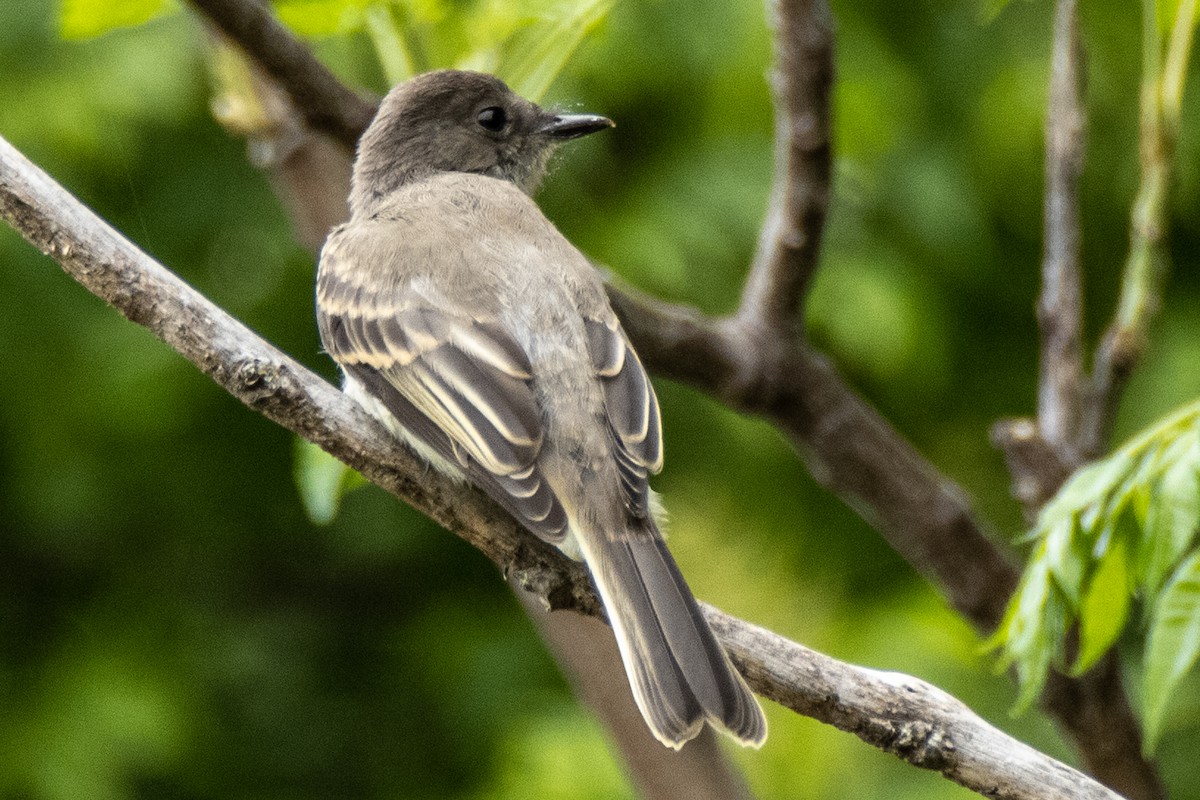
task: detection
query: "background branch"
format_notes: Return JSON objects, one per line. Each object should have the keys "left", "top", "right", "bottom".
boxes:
{"left": 0, "top": 133, "right": 1124, "bottom": 800}
{"left": 1037, "top": 0, "right": 1086, "bottom": 464}
{"left": 736, "top": 0, "right": 834, "bottom": 337}
{"left": 1083, "top": 0, "right": 1197, "bottom": 458}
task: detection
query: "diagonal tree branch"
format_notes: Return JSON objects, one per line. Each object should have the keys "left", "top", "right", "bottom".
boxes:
{"left": 609, "top": 284, "right": 1018, "bottom": 630}
{"left": 0, "top": 132, "right": 1125, "bottom": 800}
{"left": 189, "top": 0, "right": 377, "bottom": 151}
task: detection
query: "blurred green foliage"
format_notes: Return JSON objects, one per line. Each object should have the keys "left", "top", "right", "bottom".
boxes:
{"left": 2, "top": 0, "right": 1200, "bottom": 799}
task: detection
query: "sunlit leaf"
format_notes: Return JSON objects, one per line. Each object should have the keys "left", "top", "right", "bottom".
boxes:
{"left": 60, "top": 0, "right": 175, "bottom": 40}
{"left": 1038, "top": 453, "right": 1132, "bottom": 531}
{"left": 1075, "top": 534, "right": 1131, "bottom": 674}
{"left": 1044, "top": 515, "right": 1087, "bottom": 606}
{"left": 494, "top": 0, "right": 615, "bottom": 102}
{"left": 990, "top": 554, "right": 1066, "bottom": 711}
{"left": 1142, "top": 431, "right": 1200, "bottom": 597}
{"left": 1155, "top": 0, "right": 1195, "bottom": 36}
{"left": 363, "top": 3, "right": 415, "bottom": 84}
{"left": 274, "top": 0, "right": 368, "bottom": 37}
{"left": 293, "top": 438, "right": 366, "bottom": 525}
{"left": 1143, "top": 549, "right": 1200, "bottom": 752}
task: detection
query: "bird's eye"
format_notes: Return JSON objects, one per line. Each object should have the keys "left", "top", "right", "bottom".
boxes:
{"left": 477, "top": 106, "right": 508, "bottom": 132}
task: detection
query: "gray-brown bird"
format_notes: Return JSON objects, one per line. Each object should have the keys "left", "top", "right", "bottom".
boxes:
{"left": 316, "top": 70, "right": 766, "bottom": 749}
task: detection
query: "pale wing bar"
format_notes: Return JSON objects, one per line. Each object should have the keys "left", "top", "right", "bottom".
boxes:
{"left": 320, "top": 301, "right": 568, "bottom": 542}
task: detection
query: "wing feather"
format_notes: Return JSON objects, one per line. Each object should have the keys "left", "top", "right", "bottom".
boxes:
{"left": 584, "top": 317, "right": 664, "bottom": 519}
{"left": 318, "top": 287, "right": 568, "bottom": 542}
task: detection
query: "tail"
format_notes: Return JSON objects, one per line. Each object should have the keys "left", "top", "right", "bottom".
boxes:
{"left": 574, "top": 532, "right": 767, "bottom": 749}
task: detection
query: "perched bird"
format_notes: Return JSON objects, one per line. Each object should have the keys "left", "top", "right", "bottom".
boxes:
{"left": 316, "top": 69, "right": 766, "bottom": 749}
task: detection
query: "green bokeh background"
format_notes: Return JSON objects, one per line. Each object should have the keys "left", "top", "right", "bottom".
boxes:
{"left": 2, "top": 0, "right": 1200, "bottom": 797}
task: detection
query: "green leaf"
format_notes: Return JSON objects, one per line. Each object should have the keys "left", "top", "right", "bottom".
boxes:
{"left": 1143, "top": 549, "right": 1200, "bottom": 753}
{"left": 1153, "top": 0, "right": 1200, "bottom": 36}
{"left": 1038, "top": 452, "right": 1133, "bottom": 532}
{"left": 60, "top": 0, "right": 175, "bottom": 40}
{"left": 364, "top": 3, "right": 416, "bottom": 84}
{"left": 996, "top": 399, "right": 1200, "bottom": 708}
{"left": 990, "top": 553, "right": 1067, "bottom": 711}
{"left": 1142, "top": 431, "right": 1200, "bottom": 596}
{"left": 274, "top": 0, "right": 369, "bottom": 37}
{"left": 493, "top": 0, "right": 615, "bottom": 102}
{"left": 293, "top": 438, "right": 366, "bottom": 525}
{"left": 1075, "top": 534, "right": 1131, "bottom": 674}
{"left": 1044, "top": 515, "right": 1088, "bottom": 606}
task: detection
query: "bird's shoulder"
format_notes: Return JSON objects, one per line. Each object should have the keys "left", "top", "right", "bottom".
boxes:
{"left": 322, "top": 171, "right": 605, "bottom": 311}
{"left": 363, "top": 172, "right": 545, "bottom": 230}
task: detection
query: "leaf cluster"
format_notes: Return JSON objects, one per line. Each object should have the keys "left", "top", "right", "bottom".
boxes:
{"left": 61, "top": 0, "right": 612, "bottom": 102}
{"left": 994, "top": 400, "right": 1200, "bottom": 750}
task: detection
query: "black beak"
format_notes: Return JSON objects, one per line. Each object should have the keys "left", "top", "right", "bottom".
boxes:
{"left": 536, "top": 113, "right": 615, "bottom": 140}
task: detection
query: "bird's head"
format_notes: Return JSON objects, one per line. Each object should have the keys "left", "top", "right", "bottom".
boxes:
{"left": 350, "top": 70, "right": 613, "bottom": 215}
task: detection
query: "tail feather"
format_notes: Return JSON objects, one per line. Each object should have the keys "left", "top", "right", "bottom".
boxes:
{"left": 575, "top": 532, "right": 767, "bottom": 749}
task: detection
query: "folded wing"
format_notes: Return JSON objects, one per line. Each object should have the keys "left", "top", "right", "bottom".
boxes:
{"left": 318, "top": 275, "right": 569, "bottom": 542}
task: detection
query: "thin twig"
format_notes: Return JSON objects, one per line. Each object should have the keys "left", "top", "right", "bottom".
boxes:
{"left": 187, "top": 0, "right": 377, "bottom": 151}
{"left": 993, "top": 0, "right": 1088, "bottom": 521}
{"left": 1083, "top": 0, "right": 1198, "bottom": 458}
{"left": 0, "top": 133, "right": 1127, "bottom": 800}
{"left": 737, "top": 0, "right": 834, "bottom": 338}
{"left": 1037, "top": 0, "right": 1086, "bottom": 463}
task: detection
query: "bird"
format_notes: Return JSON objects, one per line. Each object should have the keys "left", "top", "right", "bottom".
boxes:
{"left": 315, "top": 69, "right": 766, "bottom": 749}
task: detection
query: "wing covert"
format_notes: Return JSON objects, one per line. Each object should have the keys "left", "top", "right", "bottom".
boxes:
{"left": 318, "top": 276, "right": 568, "bottom": 542}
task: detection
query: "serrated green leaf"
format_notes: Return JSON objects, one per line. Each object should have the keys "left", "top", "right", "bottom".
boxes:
{"left": 992, "top": 553, "right": 1067, "bottom": 712}
{"left": 1075, "top": 535, "right": 1131, "bottom": 674}
{"left": 1039, "top": 454, "right": 1132, "bottom": 530}
{"left": 1013, "top": 573, "right": 1069, "bottom": 712}
{"left": 1143, "top": 549, "right": 1200, "bottom": 753}
{"left": 60, "top": 0, "right": 174, "bottom": 40}
{"left": 293, "top": 437, "right": 366, "bottom": 525}
{"left": 998, "top": 400, "right": 1200, "bottom": 708}
{"left": 493, "top": 0, "right": 615, "bottom": 102}
{"left": 1141, "top": 431, "right": 1200, "bottom": 597}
